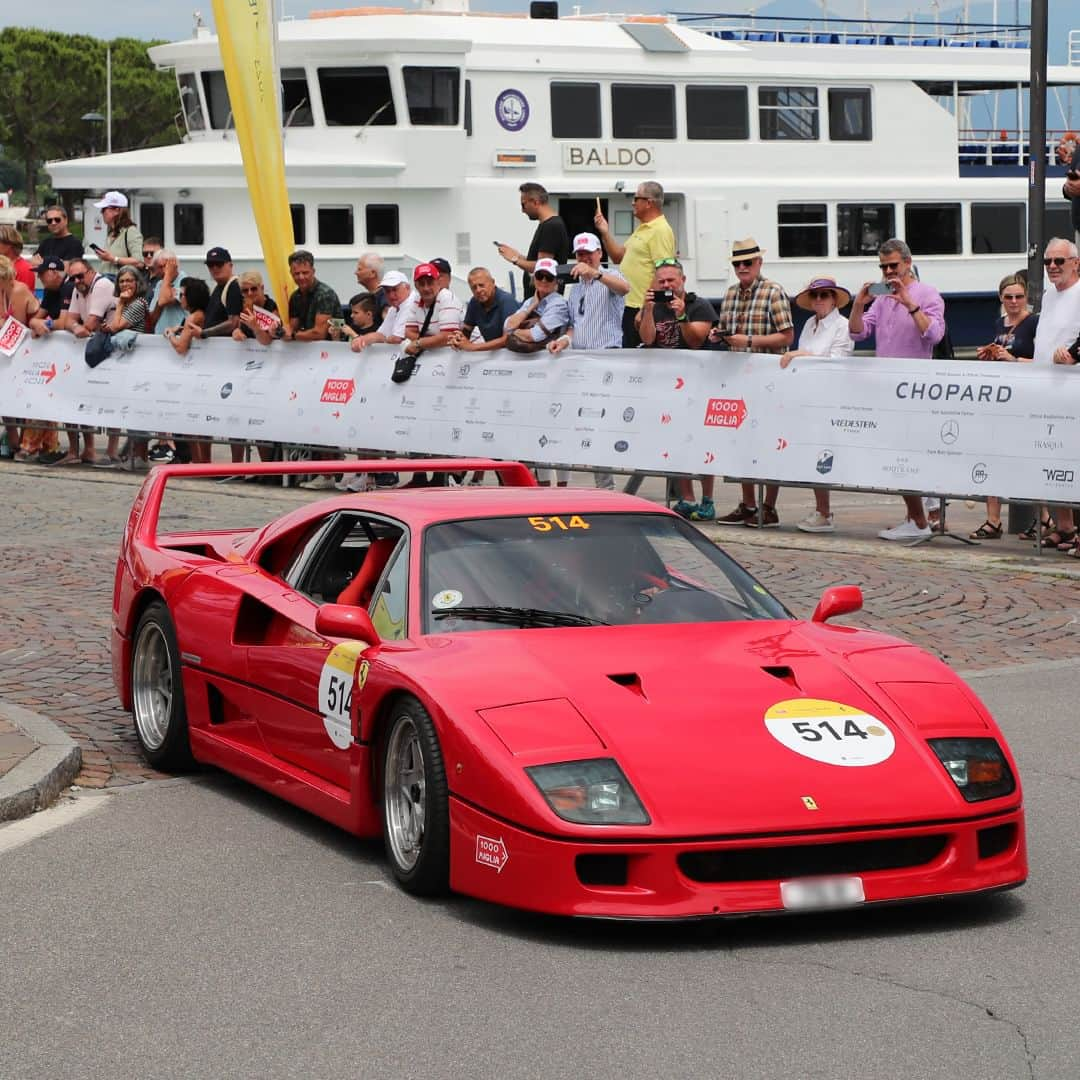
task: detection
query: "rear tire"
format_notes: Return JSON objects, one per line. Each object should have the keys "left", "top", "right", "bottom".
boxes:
{"left": 131, "top": 601, "right": 195, "bottom": 771}
{"left": 381, "top": 697, "right": 450, "bottom": 895}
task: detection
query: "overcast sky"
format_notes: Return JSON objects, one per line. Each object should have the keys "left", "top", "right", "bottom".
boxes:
{"left": 13, "top": 1, "right": 1074, "bottom": 54}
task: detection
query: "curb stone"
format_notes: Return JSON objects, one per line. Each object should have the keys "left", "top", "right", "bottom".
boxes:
{"left": 0, "top": 702, "right": 82, "bottom": 823}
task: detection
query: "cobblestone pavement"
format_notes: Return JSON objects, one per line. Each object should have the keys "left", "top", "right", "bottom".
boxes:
{"left": 1, "top": 461, "right": 1078, "bottom": 788}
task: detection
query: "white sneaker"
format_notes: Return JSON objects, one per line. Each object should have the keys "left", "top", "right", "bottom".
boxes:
{"left": 335, "top": 474, "right": 370, "bottom": 492}
{"left": 796, "top": 511, "right": 835, "bottom": 533}
{"left": 300, "top": 475, "right": 336, "bottom": 490}
{"left": 878, "top": 518, "right": 932, "bottom": 541}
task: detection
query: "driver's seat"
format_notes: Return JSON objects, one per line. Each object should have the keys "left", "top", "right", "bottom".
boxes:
{"left": 337, "top": 537, "right": 398, "bottom": 608}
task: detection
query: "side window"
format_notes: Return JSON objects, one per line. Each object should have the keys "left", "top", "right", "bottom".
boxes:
{"left": 612, "top": 84, "right": 675, "bottom": 139}
{"left": 318, "top": 205, "right": 355, "bottom": 245}
{"left": 290, "top": 204, "right": 306, "bottom": 245}
{"left": 282, "top": 67, "right": 313, "bottom": 126}
{"left": 173, "top": 204, "right": 204, "bottom": 246}
{"left": 366, "top": 204, "right": 400, "bottom": 245}
{"left": 403, "top": 67, "right": 460, "bottom": 126}
{"left": 139, "top": 203, "right": 165, "bottom": 244}
{"left": 371, "top": 546, "right": 408, "bottom": 641}
{"left": 838, "top": 203, "right": 895, "bottom": 256}
{"left": 686, "top": 86, "right": 749, "bottom": 140}
{"left": 551, "top": 82, "right": 601, "bottom": 138}
{"left": 177, "top": 72, "right": 205, "bottom": 133}
{"left": 971, "top": 202, "right": 1025, "bottom": 254}
{"left": 828, "top": 88, "right": 872, "bottom": 141}
{"left": 288, "top": 514, "right": 405, "bottom": 607}
{"left": 759, "top": 86, "right": 819, "bottom": 140}
{"left": 905, "top": 203, "right": 962, "bottom": 255}
{"left": 201, "top": 70, "right": 232, "bottom": 130}
{"left": 778, "top": 203, "right": 827, "bottom": 257}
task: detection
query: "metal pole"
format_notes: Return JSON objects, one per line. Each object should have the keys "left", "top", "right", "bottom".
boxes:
{"left": 106, "top": 46, "right": 113, "bottom": 154}
{"left": 1027, "top": 0, "right": 1048, "bottom": 309}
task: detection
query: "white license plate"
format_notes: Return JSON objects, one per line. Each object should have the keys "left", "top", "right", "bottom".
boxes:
{"left": 780, "top": 875, "right": 865, "bottom": 911}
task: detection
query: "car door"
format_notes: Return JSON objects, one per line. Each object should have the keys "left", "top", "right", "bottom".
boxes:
{"left": 243, "top": 511, "right": 406, "bottom": 790}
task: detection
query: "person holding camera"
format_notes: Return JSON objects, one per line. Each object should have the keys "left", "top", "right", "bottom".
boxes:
{"left": 638, "top": 259, "right": 718, "bottom": 519}
{"left": 1058, "top": 132, "right": 1080, "bottom": 243}
{"left": 848, "top": 238, "right": 946, "bottom": 541}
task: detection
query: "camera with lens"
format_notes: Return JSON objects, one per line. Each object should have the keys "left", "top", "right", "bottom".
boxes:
{"left": 652, "top": 288, "right": 675, "bottom": 304}
{"left": 556, "top": 263, "right": 576, "bottom": 285}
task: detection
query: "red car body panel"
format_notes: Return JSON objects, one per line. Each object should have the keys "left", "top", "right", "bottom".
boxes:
{"left": 112, "top": 460, "right": 1027, "bottom": 918}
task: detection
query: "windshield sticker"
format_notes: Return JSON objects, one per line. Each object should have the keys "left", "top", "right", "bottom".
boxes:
{"left": 765, "top": 698, "right": 895, "bottom": 767}
{"left": 319, "top": 641, "right": 368, "bottom": 749}
{"left": 432, "top": 588, "right": 464, "bottom": 610}
{"left": 528, "top": 515, "right": 591, "bottom": 533}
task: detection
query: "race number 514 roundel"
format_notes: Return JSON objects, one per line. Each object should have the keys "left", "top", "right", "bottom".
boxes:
{"left": 765, "top": 698, "right": 895, "bottom": 767}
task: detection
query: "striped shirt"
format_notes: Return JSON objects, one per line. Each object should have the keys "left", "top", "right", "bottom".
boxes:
{"left": 717, "top": 276, "right": 794, "bottom": 354}
{"left": 566, "top": 268, "right": 626, "bottom": 349}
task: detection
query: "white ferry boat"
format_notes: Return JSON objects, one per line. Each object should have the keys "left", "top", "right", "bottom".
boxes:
{"left": 46, "top": 3, "right": 1080, "bottom": 343}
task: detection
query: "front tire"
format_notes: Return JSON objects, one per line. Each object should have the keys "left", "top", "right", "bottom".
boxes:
{"left": 131, "top": 601, "right": 195, "bottom": 771}
{"left": 381, "top": 698, "right": 450, "bottom": 895}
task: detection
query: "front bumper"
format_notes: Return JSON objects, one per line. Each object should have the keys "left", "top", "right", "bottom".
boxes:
{"left": 449, "top": 798, "right": 1026, "bottom": 918}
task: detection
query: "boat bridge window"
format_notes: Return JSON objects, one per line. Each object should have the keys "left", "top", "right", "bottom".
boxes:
{"left": 828, "top": 88, "right": 872, "bottom": 141}
{"left": 140, "top": 203, "right": 164, "bottom": 244}
{"left": 905, "top": 203, "right": 961, "bottom": 255}
{"left": 1046, "top": 202, "right": 1073, "bottom": 240}
{"left": 366, "top": 205, "right": 400, "bottom": 246}
{"left": 403, "top": 67, "right": 459, "bottom": 126}
{"left": 759, "top": 86, "right": 819, "bottom": 140}
{"left": 971, "top": 202, "right": 1025, "bottom": 254}
{"left": 838, "top": 203, "right": 895, "bottom": 256}
{"left": 686, "top": 86, "right": 749, "bottom": 140}
{"left": 177, "top": 73, "right": 205, "bottom": 133}
{"left": 319, "top": 68, "right": 397, "bottom": 127}
{"left": 201, "top": 71, "right": 232, "bottom": 130}
{"left": 551, "top": 83, "right": 601, "bottom": 139}
{"left": 290, "top": 204, "right": 306, "bottom": 245}
{"left": 612, "top": 84, "right": 675, "bottom": 140}
{"left": 174, "top": 204, "right": 204, "bottom": 247}
{"left": 778, "top": 203, "right": 827, "bottom": 257}
{"left": 282, "top": 68, "right": 313, "bottom": 127}
{"left": 318, "top": 206, "right": 355, "bottom": 245}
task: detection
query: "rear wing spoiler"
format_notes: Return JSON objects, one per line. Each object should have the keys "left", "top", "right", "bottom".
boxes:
{"left": 127, "top": 457, "right": 537, "bottom": 546}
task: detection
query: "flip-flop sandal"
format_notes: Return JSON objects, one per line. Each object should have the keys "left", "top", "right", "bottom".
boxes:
{"left": 969, "top": 520, "right": 1003, "bottom": 540}
{"left": 1020, "top": 515, "right": 1055, "bottom": 541}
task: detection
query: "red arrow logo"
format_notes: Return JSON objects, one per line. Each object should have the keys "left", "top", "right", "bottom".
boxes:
{"left": 289, "top": 391, "right": 298, "bottom": 400}
{"left": 42, "top": 363, "right": 56, "bottom": 383}
{"left": 332, "top": 410, "right": 341, "bottom": 419}
{"left": 776, "top": 437, "right": 788, "bottom": 450}
{"left": 674, "top": 377, "right": 685, "bottom": 390}
{"left": 704, "top": 451, "right": 716, "bottom": 464}
{"left": 475, "top": 834, "right": 509, "bottom": 873}
{"left": 660, "top": 413, "right": 671, "bottom": 424}
{"left": 662, "top": 451, "right": 670, "bottom": 459}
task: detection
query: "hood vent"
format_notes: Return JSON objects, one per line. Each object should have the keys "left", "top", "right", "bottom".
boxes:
{"left": 762, "top": 665, "right": 800, "bottom": 689}
{"left": 607, "top": 672, "right": 647, "bottom": 701}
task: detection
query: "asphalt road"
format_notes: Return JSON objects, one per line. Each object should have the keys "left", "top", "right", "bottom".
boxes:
{"left": 1, "top": 664, "right": 1076, "bottom": 1080}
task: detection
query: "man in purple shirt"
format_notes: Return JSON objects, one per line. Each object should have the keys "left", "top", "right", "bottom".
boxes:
{"left": 849, "top": 238, "right": 946, "bottom": 541}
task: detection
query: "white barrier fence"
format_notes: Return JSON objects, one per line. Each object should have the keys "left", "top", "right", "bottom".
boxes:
{"left": 3, "top": 333, "right": 1079, "bottom": 503}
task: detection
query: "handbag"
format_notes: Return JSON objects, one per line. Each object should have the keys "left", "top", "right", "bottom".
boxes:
{"left": 505, "top": 312, "right": 564, "bottom": 354}
{"left": 389, "top": 299, "right": 436, "bottom": 383}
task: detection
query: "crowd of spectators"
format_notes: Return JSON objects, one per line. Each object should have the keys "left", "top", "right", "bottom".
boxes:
{"left": 3, "top": 179, "right": 1079, "bottom": 552}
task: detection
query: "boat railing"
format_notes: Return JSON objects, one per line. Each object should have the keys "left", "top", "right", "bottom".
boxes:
{"left": 958, "top": 128, "right": 1076, "bottom": 168}
{"left": 1070, "top": 30, "right": 1080, "bottom": 66}
{"left": 670, "top": 11, "right": 1029, "bottom": 50}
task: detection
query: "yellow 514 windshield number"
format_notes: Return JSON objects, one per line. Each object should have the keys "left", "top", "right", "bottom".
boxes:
{"left": 528, "top": 515, "right": 591, "bottom": 533}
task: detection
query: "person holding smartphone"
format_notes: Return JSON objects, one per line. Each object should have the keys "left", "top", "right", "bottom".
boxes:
{"left": 92, "top": 191, "right": 143, "bottom": 272}
{"left": 849, "top": 238, "right": 946, "bottom": 542}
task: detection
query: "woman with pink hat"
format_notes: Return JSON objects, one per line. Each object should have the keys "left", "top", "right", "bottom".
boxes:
{"left": 779, "top": 276, "right": 854, "bottom": 533}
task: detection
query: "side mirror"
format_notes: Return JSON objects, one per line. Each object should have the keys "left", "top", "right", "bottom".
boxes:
{"left": 315, "top": 603, "right": 380, "bottom": 646}
{"left": 811, "top": 585, "right": 863, "bottom": 624}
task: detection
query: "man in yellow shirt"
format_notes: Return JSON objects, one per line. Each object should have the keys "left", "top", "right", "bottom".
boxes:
{"left": 594, "top": 181, "right": 676, "bottom": 346}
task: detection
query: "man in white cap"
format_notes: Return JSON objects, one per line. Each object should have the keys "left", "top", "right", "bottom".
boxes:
{"left": 350, "top": 270, "right": 412, "bottom": 351}
{"left": 549, "top": 232, "right": 627, "bottom": 356}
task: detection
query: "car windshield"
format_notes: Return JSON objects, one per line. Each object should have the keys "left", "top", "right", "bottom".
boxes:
{"left": 423, "top": 512, "right": 791, "bottom": 632}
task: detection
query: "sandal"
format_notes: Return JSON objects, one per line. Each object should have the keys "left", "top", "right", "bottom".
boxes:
{"left": 1041, "top": 528, "right": 1077, "bottom": 550}
{"left": 49, "top": 453, "right": 83, "bottom": 467}
{"left": 1065, "top": 539, "right": 1080, "bottom": 558}
{"left": 969, "top": 520, "right": 1003, "bottom": 540}
{"left": 1019, "top": 513, "right": 1054, "bottom": 542}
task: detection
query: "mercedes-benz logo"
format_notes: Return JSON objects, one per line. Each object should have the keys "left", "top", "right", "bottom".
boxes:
{"left": 940, "top": 420, "right": 959, "bottom": 445}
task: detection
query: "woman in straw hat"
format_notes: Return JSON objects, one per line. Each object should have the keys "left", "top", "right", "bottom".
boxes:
{"left": 779, "top": 276, "right": 854, "bottom": 533}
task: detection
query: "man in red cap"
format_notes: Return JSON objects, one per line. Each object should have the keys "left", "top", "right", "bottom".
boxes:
{"left": 401, "top": 262, "right": 464, "bottom": 356}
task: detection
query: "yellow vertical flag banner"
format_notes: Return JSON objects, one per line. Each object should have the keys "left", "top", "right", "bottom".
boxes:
{"left": 211, "top": 0, "right": 294, "bottom": 311}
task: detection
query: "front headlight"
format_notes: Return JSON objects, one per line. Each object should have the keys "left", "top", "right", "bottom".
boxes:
{"left": 526, "top": 758, "right": 650, "bottom": 825}
{"left": 928, "top": 738, "right": 1016, "bottom": 802}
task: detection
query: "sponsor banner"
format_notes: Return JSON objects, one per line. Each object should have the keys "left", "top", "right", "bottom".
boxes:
{"left": 3, "top": 335, "right": 1079, "bottom": 502}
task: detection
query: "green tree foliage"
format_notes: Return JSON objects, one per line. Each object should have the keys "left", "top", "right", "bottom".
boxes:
{"left": 0, "top": 27, "right": 179, "bottom": 209}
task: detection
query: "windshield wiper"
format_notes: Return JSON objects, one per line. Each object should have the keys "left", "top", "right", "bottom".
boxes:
{"left": 431, "top": 605, "right": 608, "bottom": 628}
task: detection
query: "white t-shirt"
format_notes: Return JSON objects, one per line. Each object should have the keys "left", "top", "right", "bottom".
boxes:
{"left": 796, "top": 307, "right": 854, "bottom": 358}
{"left": 377, "top": 303, "right": 410, "bottom": 342}
{"left": 1033, "top": 278, "right": 1080, "bottom": 365}
{"left": 402, "top": 288, "right": 464, "bottom": 335}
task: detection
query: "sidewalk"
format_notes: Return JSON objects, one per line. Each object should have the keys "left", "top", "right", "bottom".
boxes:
{"left": 0, "top": 703, "right": 82, "bottom": 823}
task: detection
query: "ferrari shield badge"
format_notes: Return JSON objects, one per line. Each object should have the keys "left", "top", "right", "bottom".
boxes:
{"left": 318, "top": 642, "right": 368, "bottom": 749}
{"left": 765, "top": 698, "right": 895, "bottom": 767}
